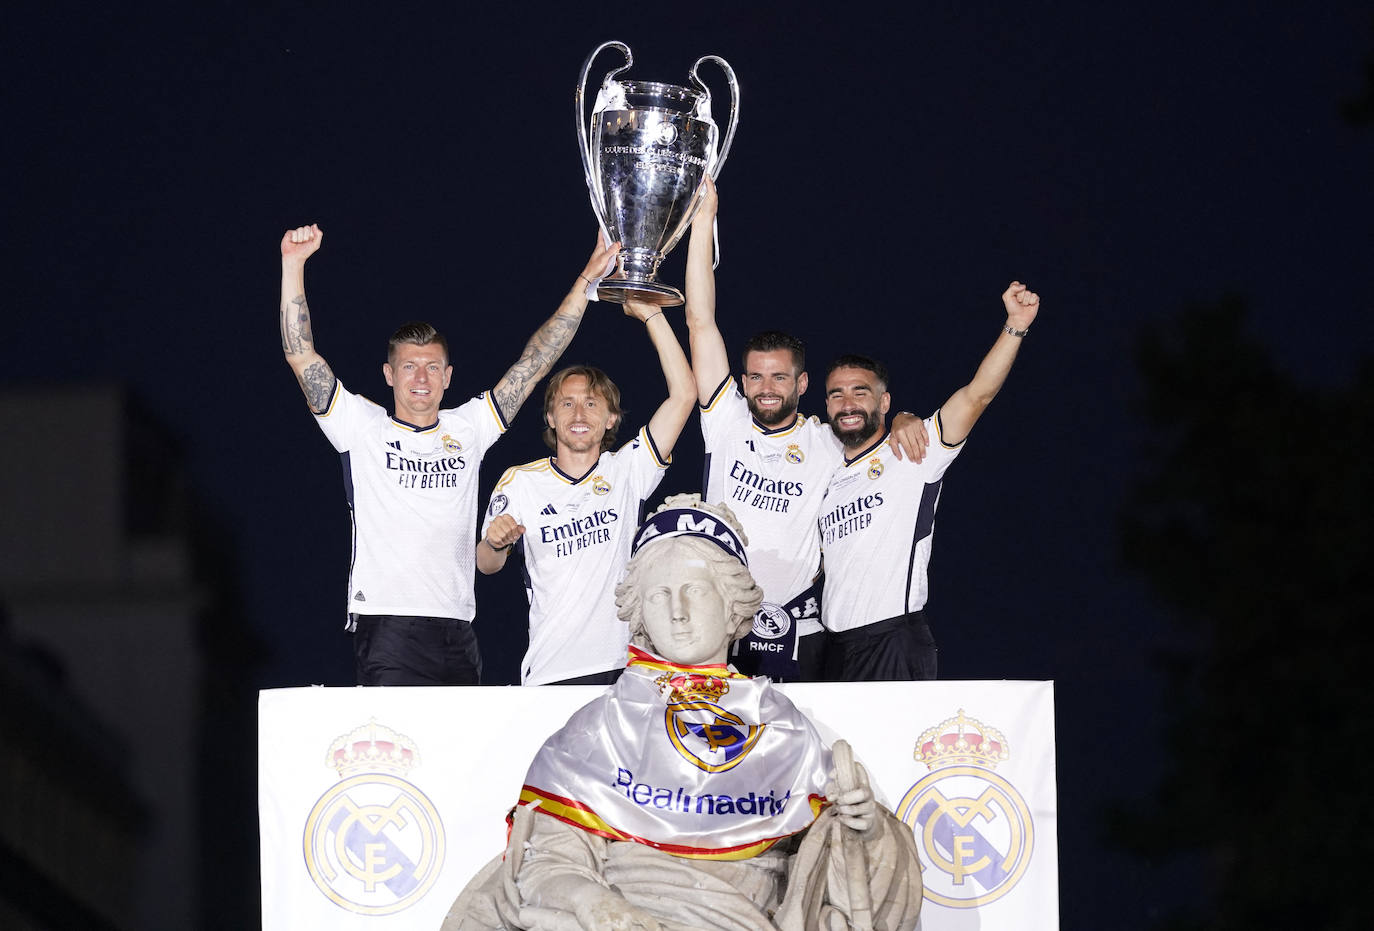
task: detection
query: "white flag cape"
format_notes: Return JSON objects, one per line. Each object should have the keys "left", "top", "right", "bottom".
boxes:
{"left": 519, "top": 648, "right": 831, "bottom": 860}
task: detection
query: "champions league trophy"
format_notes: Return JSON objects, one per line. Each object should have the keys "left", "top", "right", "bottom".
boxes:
{"left": 576, "top": 41, "right": 740, "bottom": 306}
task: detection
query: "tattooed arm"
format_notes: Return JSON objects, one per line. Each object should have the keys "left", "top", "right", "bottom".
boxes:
{"left": 490, "top": 232, "right": 620, "bottom": 420}
{"left": 279, "top": 224, "right": 337, "bottom": 413}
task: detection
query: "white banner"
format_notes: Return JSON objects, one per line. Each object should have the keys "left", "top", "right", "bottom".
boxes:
{"left": 260, "top": 681, "right": 1058, "bottom": 929}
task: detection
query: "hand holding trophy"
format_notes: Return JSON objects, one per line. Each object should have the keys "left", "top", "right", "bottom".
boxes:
{"left": 575, "top": 41, "right": 740, "bottom": 306}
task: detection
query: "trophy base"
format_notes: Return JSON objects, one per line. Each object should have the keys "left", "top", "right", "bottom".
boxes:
{"left": 595, "top": 279, "right": 684, "bottom": 308}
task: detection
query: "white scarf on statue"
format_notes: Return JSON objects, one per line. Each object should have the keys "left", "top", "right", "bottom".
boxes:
{"left": 519, "top": 647, "right": 831, "bottom": 860}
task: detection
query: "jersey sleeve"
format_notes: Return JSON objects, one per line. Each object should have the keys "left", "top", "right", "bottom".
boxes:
{"left": 698, "top": 375, "right": 747, "bottom": 448}
{"left": 451, "top": 390, "right": 509, "bottom": 459}
{"left": 482, "top": 466, "right": 524, "bottom": 539}
{"left": 617, "top": 427, "right": 672, "bottom": 498}
{"left": 922, "top": 411, "right": 966, "bottom": 481}
{"left": 312, "top": 380, "right": 384, "bottom": 453}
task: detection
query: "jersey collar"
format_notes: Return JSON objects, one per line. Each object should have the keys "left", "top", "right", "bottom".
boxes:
{"left": 548, "top": 455, "right": 600, "bottom": 484}
{"left": 843, "top": 430, "right": 889, "bottom": 467}
{"left": 389, "top": 415, "right": 441, "bottom": 434}
{"left": 750, "top": 411, "right": 805, "bottom": 437}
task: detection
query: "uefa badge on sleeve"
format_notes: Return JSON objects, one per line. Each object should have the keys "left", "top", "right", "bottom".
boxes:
{"left": 302, "top": 720, "right": 446, "bottom": 916}
{"left": 896, "top": 710, "right": 1034, "bottom": 909}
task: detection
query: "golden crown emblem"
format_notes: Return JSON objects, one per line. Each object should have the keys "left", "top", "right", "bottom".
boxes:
{"left": 326, "top": 719, "right": 420, "bottom": 777}
{"left": 914, "top": 709, "right": 1009, "bottom": 771}
{"left": 656, "top": 671, "right": 730, "bottom": 704}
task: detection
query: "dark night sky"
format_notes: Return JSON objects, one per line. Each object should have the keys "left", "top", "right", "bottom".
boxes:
{"left": 6, "top": 3, "right": 1372, "bottom": 927}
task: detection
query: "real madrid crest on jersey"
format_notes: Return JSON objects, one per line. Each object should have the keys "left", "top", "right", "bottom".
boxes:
{"left": 785, "top": 443, "right": 804, "bottom": 464}
{"left": 302, "top": 720, "right": 445, "bottom": 916}
{"left": 867, "top": 457, "right": 884, "bottom": 479}
{"left": 592, "top": 475, "right": 611, "bottom": 495}
{"left": 656, "top": 671, "right": 764, "bottom": 773}
{"left": 441, "top": 434, "right": 461, "bottom": 454}
{"left": 897, "top": 710, "right": 1033, "bottom": 909}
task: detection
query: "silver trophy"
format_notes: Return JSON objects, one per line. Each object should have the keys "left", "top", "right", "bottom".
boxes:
{"left": 576, "top": 41, "right": 740, "bottom": 306}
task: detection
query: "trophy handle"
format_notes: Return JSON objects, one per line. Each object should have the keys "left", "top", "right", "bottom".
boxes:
{"left": 690, "top": 54, "right": 740, "bottom": 180}
{"left": 576, "top": 41, "right": 633, "bottom": 242}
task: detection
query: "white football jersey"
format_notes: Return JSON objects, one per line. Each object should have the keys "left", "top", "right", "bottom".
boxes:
{"left": 820, "top": 414, "right": 963, "bottom": 632}
{"left": 314, "top": 381, "right": 506, "bottom": 622}
{"left": 483, "top": 427, "right": 668, "bottom": 685}
{"left": 700, "top": 376, "right": 842, "bottom": 634}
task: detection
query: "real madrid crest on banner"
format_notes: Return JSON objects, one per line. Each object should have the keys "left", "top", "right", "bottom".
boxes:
{"left": 302, "top": 719, "right": 445, "bottom": 916}
{"left": 897, "top": 709, "right": 1034, "bottom": 909}
{"left": 657, "top": 670, "right": 764, "bottom": 773}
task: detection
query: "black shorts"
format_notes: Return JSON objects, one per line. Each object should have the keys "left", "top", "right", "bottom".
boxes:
{"left": 352, "top": 614, "right": 482, "bottom": 686}
{"left": 824, "top": 611, "right": 936, "bottom": 681}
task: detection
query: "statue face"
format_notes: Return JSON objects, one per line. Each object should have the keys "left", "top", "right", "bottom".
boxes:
{"left": 636, "top": 542, "right": 733, "bottom": 666}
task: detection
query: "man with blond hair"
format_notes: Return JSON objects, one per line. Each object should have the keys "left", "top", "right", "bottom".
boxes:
{"left": 279, "top": 223, "right": 618, "bottom": 685}
{"left": 478, "top": 301, "right": 695, "bottom": 685}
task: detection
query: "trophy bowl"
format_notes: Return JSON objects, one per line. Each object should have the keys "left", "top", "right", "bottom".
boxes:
{"left": 576, "top": 42, "right": 740, "bottom": 306}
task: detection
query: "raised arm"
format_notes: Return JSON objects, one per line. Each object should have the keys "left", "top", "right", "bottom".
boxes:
{"left": 938, "top": 281, "right": 1040, "bottom": 445}
{"left": 623, "top": 300, "right": 697, "bottom": 460}
{"left": 683, "top": 176, "right": 730, "bottom": 403}
{"left": 491, "top": 233, "right": 620, "bottom": 421}
{"left": 279, "top": 224, "right": 337, "bottom": 413}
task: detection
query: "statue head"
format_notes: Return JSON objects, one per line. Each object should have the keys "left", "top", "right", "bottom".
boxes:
{"left": 615, "top": 494, "right": 763, "bottom": 666}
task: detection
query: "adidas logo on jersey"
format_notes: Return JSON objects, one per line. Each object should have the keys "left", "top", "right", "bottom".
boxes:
{"left": 540, "top": 504, "right": 558, "bottom": 516}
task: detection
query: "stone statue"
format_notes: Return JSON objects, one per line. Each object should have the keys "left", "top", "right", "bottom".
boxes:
{"left": 443, "top": 495, "right": 923, "bottom": 930}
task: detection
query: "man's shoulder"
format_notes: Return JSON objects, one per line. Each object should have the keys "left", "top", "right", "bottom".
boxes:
{"left": 438, "top": 390, "right": 495, "bottom": 421}
{"left": 320, "top": 381, "right": 385, "bottom": 417}
{"left": 610, "top": 427, "right": 665, "bottom": 461}
{"left": 494, "top": 457, "right": 554, "bottom": 491}
{"left": 609, "top": 427, "right": 647, "bottom": 455}
{"left": 795, "top": 414, "right": 841, "bottom": 445}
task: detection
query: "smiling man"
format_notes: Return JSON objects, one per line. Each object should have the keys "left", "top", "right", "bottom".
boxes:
{"left": 476, "top": 300, "right": 695, "bottom": 685}
{"left": 278, "top": 223, "right": 617, "bottom": 685}
{"left": 819, "top": 281, "right": 1041, "bottom": 681}
{"left": 684, "top": 179, "right": 928, "bottom": 681}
